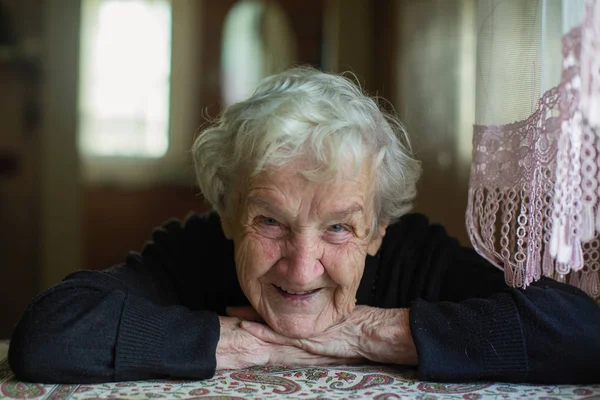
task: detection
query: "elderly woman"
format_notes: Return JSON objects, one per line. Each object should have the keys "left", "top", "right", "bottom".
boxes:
{"left": 8, "top": 68, "right": 600, "bottom": 384}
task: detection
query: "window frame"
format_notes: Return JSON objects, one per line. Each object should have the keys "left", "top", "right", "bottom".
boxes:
{"left": 78, "top": 0, "right": 201, "bottom": 187}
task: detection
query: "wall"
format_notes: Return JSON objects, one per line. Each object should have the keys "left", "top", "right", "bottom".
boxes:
{"left": 0, "top": 0, "right": 42, "bottom": 339}
{"left": 83, "top": 186, "right": 209, "bottom": 270}
{"left": 41, "top": 0, "right": 81, "bottom": 289}
{"left": 394, "top": 0, "right": 476, "bottom": 244}
{"left": 0, "top": 0, "right": 81, "bottom": 338}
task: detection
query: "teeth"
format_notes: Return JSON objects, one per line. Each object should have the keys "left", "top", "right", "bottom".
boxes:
{"left": 277, "top": 286, "right": 316, "bottom": 295}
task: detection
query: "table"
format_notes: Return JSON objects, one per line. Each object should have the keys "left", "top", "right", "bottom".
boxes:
{"left": 1, "top": 341, "right": 598, "bottom": 399}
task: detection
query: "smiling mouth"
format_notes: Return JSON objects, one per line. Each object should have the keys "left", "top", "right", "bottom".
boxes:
{"left": 274, "top": 284, "right": 321, "bottom": 298}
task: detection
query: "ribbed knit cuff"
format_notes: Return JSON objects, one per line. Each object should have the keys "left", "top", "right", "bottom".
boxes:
{"left": 115, "top": 294, "right": 169, "bottom": 380}
{"left": 115, "top": 293, "right": 220, "bottom": 381}
{"left": 410, "top": 294, "right": 528, "bottom": 382}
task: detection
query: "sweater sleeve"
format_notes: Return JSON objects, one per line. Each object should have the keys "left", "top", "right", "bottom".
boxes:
{"left": 8, "top": 212, "right": 233, "bottom": 383}
{"left": 380, "top": 214, "right": 600, "bottom": 383}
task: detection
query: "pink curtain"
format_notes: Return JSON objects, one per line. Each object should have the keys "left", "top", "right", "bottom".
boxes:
{"left": 467, "top": 0, "right": 600, "bottom": 302}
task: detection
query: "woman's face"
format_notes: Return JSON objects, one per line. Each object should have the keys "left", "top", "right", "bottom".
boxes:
{"left": 221, "top": 160, "right": 385, "bottom": 338}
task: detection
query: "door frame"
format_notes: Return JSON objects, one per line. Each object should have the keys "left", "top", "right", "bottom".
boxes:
{"left": 40, "top": 0, "right": 81, "bottom": 289}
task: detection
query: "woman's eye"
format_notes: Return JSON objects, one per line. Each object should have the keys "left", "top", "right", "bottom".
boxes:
{"left": 255, "top": 216, "right": 286, "bottom": 239}
{"left": 328, "top": 224, "right": 345, "bottom": 233}
{"left": 263, "top": 217, "right": 279, "bottom": 226}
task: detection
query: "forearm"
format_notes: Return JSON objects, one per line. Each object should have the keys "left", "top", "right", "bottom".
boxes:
{"left": 514, "top": 279, "right": 600, "bottom": 383}
{"left": 410, "top": 280, "right": 600, "bottom": 383}
{"left": 9, "top": 273, "right": 220, "bottom": 383}
{"left": 410, "top": 293, "right": 527, "bottom": 382}
{"left": 9, "top": 281, "right": 126, "bottom": 383}
{"left": 117, "top": 293, "right": 220, "bottom": 381}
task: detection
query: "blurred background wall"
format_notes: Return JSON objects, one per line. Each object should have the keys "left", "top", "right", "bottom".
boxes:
{"left": 0, "top": 0, "right": 477, "bottom": 338}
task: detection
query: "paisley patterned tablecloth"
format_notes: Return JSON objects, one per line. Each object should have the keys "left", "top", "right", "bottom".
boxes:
{"left": 1, "top": 342, "right": 599, "bottom": 399}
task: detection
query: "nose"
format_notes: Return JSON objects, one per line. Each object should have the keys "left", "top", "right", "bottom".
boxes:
{"left": 280, "top": 233, "right": 324, "bottom": 286}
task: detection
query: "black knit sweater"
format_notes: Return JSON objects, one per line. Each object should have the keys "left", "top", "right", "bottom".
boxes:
{"left": 8, "top": 212, "right": 600, "bottom": 383}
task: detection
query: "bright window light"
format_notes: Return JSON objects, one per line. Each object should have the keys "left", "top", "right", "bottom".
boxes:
{"left": 78, "top": 0, "right": 172, "bottom": 158}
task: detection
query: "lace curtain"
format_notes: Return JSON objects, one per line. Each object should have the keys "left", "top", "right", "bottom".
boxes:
{"left": 466, "top": 0, "right": 600, "bottom": 302}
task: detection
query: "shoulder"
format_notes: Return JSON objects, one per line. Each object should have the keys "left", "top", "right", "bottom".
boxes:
{"left": 378, "top": 213, "right": 461, "bottom": 284}
{"left": 183, "top": 209, "right": 223, "bottom": 230}
{"left": 370, "top": 213, "right": 468, "bottom": 305}
{"left": 139, "top": 210, "right": 231, "bottom": 261}
{"left": 387, "top": 213, "right": 430, "bottom": 231}
{"left": 158, "top": 210, "right": 223, "bottom": 236}
{"left": 152, "top": 210, "right": 226, "bottom": 243}
{"left": 382, "top": 213, "right": 456, "bottom": 248}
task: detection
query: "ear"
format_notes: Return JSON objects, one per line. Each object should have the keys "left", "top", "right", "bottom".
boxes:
{"left": 367, "top": 223, "right": 388, "bottom": 256}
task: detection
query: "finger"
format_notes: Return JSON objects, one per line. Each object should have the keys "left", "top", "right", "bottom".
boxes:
{"left": 226, "top": 306, "right": 264, "bottom": 322}
{"left": 291, "top": 356, "right": 362, "bottom": 366}
{"left": 270, "top": 349, "right": 364, "bottom": 366}
{"left": 326, "top": 357, "right": 364, "bottom": 366}
{"left": 241, "top": 321, "right": 301, "bottom": 347}
{"left": 297, "top": 356, "right": 363, "bottom": 366}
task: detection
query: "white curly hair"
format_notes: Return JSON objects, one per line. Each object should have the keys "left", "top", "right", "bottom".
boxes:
{"left": 192, "top": 66, "right": 421, "bottom": 230}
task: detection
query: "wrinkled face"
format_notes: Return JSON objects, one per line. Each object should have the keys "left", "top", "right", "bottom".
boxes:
{"left": 221, "top": 160, "right": 385, "bottom": 338}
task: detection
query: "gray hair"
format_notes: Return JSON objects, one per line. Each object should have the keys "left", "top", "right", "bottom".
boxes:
{"left": 192, "top": 67, "right": 421, "bottom": 228}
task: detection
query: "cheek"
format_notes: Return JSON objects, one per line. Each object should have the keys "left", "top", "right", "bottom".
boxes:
{"left": 322, "top": 242, "right": 367, "bottom": 287}
{"left": 235, "top": 233, "right": 282, "bottom": 281}
{"left": 261, "top": 237, "right": 279, "bottom": 261}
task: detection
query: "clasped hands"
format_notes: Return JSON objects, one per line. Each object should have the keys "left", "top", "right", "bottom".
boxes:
{"left": 216, "top": 305, "right": 418, "bottom": 370}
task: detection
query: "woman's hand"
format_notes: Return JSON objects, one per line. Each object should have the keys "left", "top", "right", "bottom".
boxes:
{"left": 216, "top": 314, "right": 363, "bottom": 370}
{"left": 239, "top": 306, "right": 419, "bottom": 366}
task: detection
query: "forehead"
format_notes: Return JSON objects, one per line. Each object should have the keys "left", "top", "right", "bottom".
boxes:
{"left": 244, "top": 160, "right": 375, "bottom": 215}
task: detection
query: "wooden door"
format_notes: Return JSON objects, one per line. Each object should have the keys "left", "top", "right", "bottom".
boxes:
{"left": 0, "top": 0, "right": 43, "bottom": 339}
{"left": 0, "top": 0, "right": 81, "bottom": 338}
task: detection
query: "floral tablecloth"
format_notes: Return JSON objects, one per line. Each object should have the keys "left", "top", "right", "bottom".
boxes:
{"left": 1, "top": 342, "right": 599, "bottom": 399}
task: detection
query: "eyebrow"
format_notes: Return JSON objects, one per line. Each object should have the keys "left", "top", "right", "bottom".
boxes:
{"left": 247, "top": 196, "right": 277, "bottom": 211}
{"left": 247, "top": 195, "right": 364, "bottom": 219}
{"left": 326, "top": 204, "right": 364, "bottom": 219}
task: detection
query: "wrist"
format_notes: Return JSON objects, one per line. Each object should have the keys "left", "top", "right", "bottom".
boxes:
{"left": 359, "top": 307, "right": 418, "bottom": 365}
{"left": 216, "top": 316, "right": 261, "bottom": 370}
{"left": 215, "top": 316, "right": 236, "bottom": 370}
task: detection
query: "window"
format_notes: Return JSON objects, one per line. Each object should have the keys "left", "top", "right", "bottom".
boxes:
{"left": 78, "top": 0, "right": 172, "bottom": 158}
{"left": 221, "top": 0, "right": 296, "bottom": 106}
